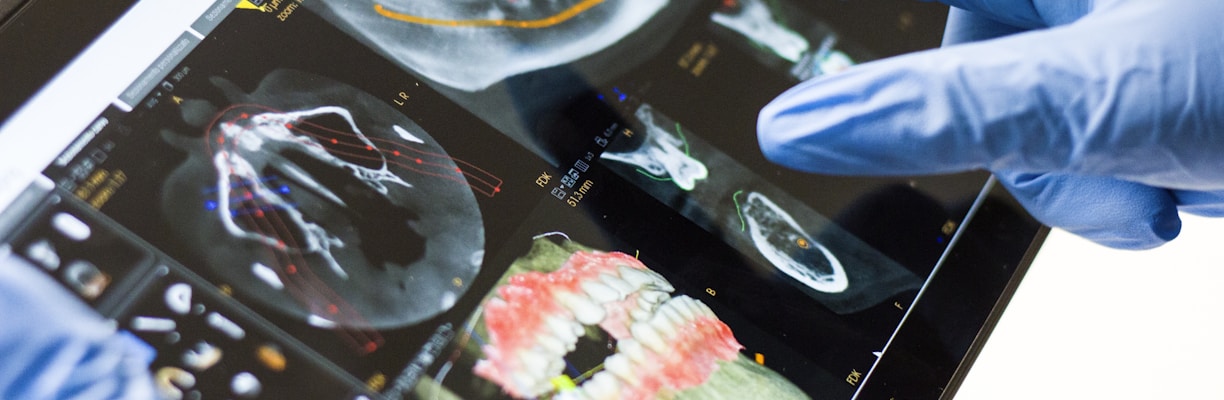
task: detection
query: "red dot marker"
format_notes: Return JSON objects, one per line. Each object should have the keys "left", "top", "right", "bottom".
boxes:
{"left": 286, "top": 264, "right": 298, "bottom": 274}
{"left": 327, "top": 304, "right": 339, "bottom": 314}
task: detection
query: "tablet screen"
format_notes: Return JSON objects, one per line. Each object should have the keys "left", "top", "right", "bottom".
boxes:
{"left": 0, "top": 1, "right": 1042, "bottom": 399}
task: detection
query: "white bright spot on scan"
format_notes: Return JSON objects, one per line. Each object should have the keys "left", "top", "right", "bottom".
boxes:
{"left": 251, "top": 262, "right": 285, "bottom": 290}
{"left": 394, "top": 125, "right": 425, "bottom": 144}
{"left": 440, "top": 291, "right": 457, "bottom": 309}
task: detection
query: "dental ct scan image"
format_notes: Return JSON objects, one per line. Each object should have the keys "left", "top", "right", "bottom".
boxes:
{"left": 0, "top": 0, "right": 1054, "bottom": 399}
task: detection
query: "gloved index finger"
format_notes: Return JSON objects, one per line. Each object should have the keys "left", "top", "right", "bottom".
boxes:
{"left": 934, "top": 0, "right": 1094, "bottom": 29}
{"left": 756, "top": 35, "right": 1049, "bottom": 178}
{"left": 759, "top": 2, "right": 1224, "bottom": 189}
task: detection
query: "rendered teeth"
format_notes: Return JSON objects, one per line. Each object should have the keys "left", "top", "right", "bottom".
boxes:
{"left": 556, "top": 292, "right": 606, "bottom": 325}
{"left": 537, "top": 335, "right": 567, "bottom": 355}
{"left": 650, "top": 311, "right": 678, "bottom": 338}
{"left": 693, "top": 300, "right": 716, "bottom": 317}
{"left": 617, "top": 339, "right": 649, "bottom": 363}
{"left": 598, "top": 273, "right": 635, "bottom": 296}
{"left": 640, "top": 269, "right": 675, "bottom": 292}
{"left": 659, "top": 303, "right": 686, "bottom": 325}
{"left": 580, "top": 280, "right": 621, "bottom": 303}
{"left": 617, "top": 266, "right": 657, "bottom": 289}
{"left": 545, "top": 316, "right": 581, "bottom": 344}
{"left": 636, "top": 296, "right": 656, "bottom": 313}
{"left": 630, "top": 308, "right": 652, "bottom": 322}
{"left": 673, "top": 297, "right": 698, "bottom": 320}
{"left": 630, "top": 322, "right": 667, "bottom": 353}
{"left": 509, "top": 371, "right": 545, "bottom": 396}
{"left": 582, "top": 371, "right": 620, "bottom": 400}
{"left": 603, "top": 354, "right": 638, "bottom": 385}
{"left": 640, "top": 290, "right": 669, "bottom": 304}
{"left": 518, "top": 351, "right": 554, "bottom": 376}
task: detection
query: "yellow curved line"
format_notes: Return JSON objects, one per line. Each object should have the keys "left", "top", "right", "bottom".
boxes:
{"left": 373, "top": 0, "right": 605, "bottom": 29}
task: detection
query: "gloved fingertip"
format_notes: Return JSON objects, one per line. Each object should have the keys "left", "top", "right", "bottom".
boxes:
{"left": 999, "top": 172, "right": 1181, "bottom": 250}
{"left": 1151, "top": 206, "right": 1183, "bottom": 242}
{"left": 1076, "top": 212, "right": 1178, "bottom": 250}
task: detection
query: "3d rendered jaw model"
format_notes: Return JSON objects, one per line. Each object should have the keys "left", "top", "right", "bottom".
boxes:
{"left": 461, "top": 238, "right": 808, "bottom": 400}
{"left": 159, "top": 70, "right": 491, "bottom": 339}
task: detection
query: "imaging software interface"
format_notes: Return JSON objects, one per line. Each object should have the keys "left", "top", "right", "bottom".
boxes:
{"left": 0, "top": 1, "right": 1031, "bottom": 399}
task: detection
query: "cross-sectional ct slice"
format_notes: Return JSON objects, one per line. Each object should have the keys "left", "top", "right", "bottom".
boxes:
{"left": 307, "top": 0, "right": 667, "bottom": 91}
{"left": 739, "top": 191, "right": 848, "bottom": 293}
{"left": 159, "top": 70, "right": 486, "bottom": 331}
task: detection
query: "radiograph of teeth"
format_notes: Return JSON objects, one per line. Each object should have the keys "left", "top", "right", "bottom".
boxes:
{"left": 738, "top": 191, "right": 848, "bottom": 293}
{"left": 438, "top": 237, "right": 808, "bottom": 400}
{"left": 711, "top": 0, "right": 856, "bottom": 81}
{"left": 711, "top": 0, "right": 809, "bottom": 63}
{"left": 601, "top": 104, "right": 708, "bottom": 191}
{"left": 307, "top": 0, "right": 668, "bottom": 91}
{"left": 159, "top": 70, "right": 491, "bottom": 345}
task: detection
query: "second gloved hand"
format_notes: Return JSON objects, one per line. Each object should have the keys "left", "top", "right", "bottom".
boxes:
{"left": 756, "top": 0, "right": 1224, "bottom": 249}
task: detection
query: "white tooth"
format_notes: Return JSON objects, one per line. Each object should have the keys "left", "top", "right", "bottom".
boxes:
{"left": 546, "top": 316, "right": 580, "bottom": 343}
{"left": 673, "top": 297, "right": 698, "bottom": 320}
{"left": 547, "top": 359, "right": 566, "bottom": 376}
{"left": 581, "top": 280, "right": 621, "bottom": 303}
{"left": 603, "top": 354, "right": 638, "bottom": 385}
{"left": 617, "top": 266, "right": 656, "bottom": 289}
{"left": 510, "top": 371, "right": 544, "bottom": 397}
{"left": 583, "top": 372, "right": 619, "bottom": 400}
{"left": 641, "top": 269, "right": 675, "bottom": 292}
{"left": 650, "top": 311, "right": 678, "bottom": 338}
{"left": 599, "top": 273, "right": 635, "bottom": 296}
{"left": 641, "top": 290, "right": 669, "bottom": 304}
{"left": 537, "top": 335, "right": 567, "bottom": 356}
{"left": 519, "top": 351, "right": 553, "bottom": 375}
{"left": 616, "top": 264, "right": 673, "bottom": 291}
{"left": 659, "top": 303, "right": 686, "bottom": 325}
{"left": 617, "top": 339, "right": 649, "bottom": 362}
{"left": 636, "top": 296, "right": 656, "bottom": 313}
{"left": 557, "top": 292, "right": 607, "bottom": 325}
{"left": 630, "top": 322, "right": 667, "bottom": 353}
{"left": 693, "top": 299, "right": 716, "bottom": 317}
{"left": 630, "top": 308, "right": 652, "bottom": 322}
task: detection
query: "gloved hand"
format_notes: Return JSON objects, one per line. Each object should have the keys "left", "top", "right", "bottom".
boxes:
{"left": 0, "top": 255, "right": 156, "bottom": 399}
{"left": 757, "top": 0, "right": 1224, "bottom": 249}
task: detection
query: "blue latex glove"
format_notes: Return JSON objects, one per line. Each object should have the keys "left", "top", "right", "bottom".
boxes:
{"left": 757, "top": 0, "right": 1224, "bottom": 249}
{"left": 0, "top": 254, "right": 156, "bottom": 399}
